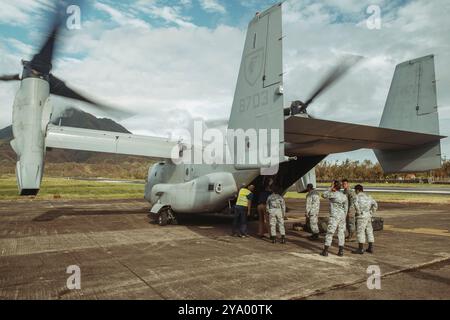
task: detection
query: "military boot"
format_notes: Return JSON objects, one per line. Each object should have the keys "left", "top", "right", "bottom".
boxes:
{"left": 271, "top": 236, "right": 276, "bottom": 244}
{"left": 352, "top": 243, "right": 365, "bottom": 255}
{"left": 366, "top": 243, "right": 374, "bottom": 254}
{"left": 320, "top": 246, "right": 329, "bottom": 257}
{"left": 281, "top": 236, "right": 286, "bottom": 244}
{"left": 338, "top": 246, "right": 344, "bottom": 257}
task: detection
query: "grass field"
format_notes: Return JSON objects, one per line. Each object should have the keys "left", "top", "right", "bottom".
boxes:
{"left": 1, "top": 176, "right": 449, "bottom": 204}
{"left": 0, "top": 176, "right": 145, "bottom": 201}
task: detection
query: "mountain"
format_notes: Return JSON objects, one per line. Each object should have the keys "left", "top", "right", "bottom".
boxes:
{"left": 52, "top": 108, "right": 131, "bottom": 134}
{"left": 0, "top": 108, "right": 136, "bottom": 164}
{"left": 0, "top": 126, "right": 12, "bottom": 141}
{"left": 0, "top": 108, "right": 130, "bottom": 142}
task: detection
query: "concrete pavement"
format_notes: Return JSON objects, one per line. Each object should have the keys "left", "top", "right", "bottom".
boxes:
{"left": 0, "top": 199, "right": 449, "bottom": 300}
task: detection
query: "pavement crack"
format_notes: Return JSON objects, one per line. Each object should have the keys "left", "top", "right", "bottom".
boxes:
{"left": 115, "top": 259, "right": 167, "bottom": 300}
{"left": 291, "top": 256, "right": 450, "bottom": 300}
{"left": 82, "top": 231, "right": 167, "bottom": 299}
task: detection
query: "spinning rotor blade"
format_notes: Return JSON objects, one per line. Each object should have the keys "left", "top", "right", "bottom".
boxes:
{"left": 49, "top": 74, "right": 133, "bottom": 120}
{"left": 30, "top": 0, "right": 85, "bottom": 75}
{"left": 300, "top": 55, "right": 363, "bottom": 113}
{"left": 0, "top": 74, "right": 20, "bottom": 81}
{"left": 30, "top": 25, "right": 59, "bottom": 75}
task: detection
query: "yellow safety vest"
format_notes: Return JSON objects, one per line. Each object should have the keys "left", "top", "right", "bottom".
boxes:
{"left": 236, "top": 188, "right": 251, "bottom": 207}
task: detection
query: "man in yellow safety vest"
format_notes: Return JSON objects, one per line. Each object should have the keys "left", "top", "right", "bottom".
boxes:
{"left": 232, "top": 185, "right": 255, "bottom": 238}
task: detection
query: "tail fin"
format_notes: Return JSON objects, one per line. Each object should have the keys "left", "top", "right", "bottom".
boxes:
{"left": 375, "top": 55, "right": 442, "bottom": 173}
{"left": 227, "top": 3, "right": 285, "bottom": 168}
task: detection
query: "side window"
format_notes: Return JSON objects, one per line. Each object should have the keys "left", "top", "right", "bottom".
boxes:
{"left": 208, "top": 184, "right": 214, "bottom": 192}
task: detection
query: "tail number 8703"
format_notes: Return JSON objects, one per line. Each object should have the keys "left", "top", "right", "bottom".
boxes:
{"left": 239, "top": 90, "right": 269, "bottom": 113}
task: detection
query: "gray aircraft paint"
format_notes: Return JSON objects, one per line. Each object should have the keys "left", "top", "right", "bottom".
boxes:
{"left": 227, "top": 3, "right": 285, "bottom": 169}
{"left": 10, "top": 78, "right": 51, "bottom": 194}
{"left": 46, "top": 124, "right": 180, "bottom": 158}
{"left": 375, "top": 55, "right": 442, "bottom": 173}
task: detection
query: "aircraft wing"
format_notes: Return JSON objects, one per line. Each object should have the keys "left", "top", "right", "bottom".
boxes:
{"left": 45, "top": 124, "right": 181, "bottom": 160}
{"left": 284, "top": 116, "right": 445, "bottom": 156}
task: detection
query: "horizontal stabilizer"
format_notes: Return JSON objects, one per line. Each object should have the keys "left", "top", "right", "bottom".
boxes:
{"left": 284, "top": 116, "right": 444, "bottom": 157}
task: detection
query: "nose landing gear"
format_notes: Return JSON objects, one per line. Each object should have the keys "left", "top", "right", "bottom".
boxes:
{"left": 150, "top": 207, "right": 178, "bottom": 226}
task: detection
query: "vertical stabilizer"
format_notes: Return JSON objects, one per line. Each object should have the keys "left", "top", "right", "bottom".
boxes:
{"left": 227, "top": 3, "right": 285, "bottom": 170}
{"left": 375, "top": 55, "right": 442, "bottom": 172}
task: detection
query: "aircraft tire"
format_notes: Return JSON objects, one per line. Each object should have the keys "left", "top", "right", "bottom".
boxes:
{"left": 158, "top": 210, "right": 169, "bottom": 226}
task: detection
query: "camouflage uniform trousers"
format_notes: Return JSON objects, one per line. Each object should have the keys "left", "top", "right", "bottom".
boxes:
{"left": 325, "top": 213, "right": 346, "bottom": 247}
{"left": 344, "top": 189, "right": 357, "bottom": 237}
{"left": 346, "top": 213, "right": 356, "bottom": 236}
{"left": 356, "top": 214, "right": 375, "bottom": 244}
{"left": 308, "top": 212, "right": 320, "bottom": 235}
{"left": 269, "top": 211, "right": 286, "bottom": 237}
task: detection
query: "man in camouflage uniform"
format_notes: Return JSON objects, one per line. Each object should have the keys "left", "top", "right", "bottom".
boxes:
{"left": 352, "top": 185, "right": 378, "bottom": 254}
{"left": 267, "top": 188, "right": 286, "bottom": 244}
{"left": 305, "top": 184, "right": 321, "bottom": 241}
{"left": 342, "top": 179, "right": 357, "bottom": 241}
{"left": 321, "top": 181, "right": 348, "bottom": 257}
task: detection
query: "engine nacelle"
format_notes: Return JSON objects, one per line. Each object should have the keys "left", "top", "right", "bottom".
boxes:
{"left": 10, "top": 78, "right": 52, "bottom": 195}
{"left": 149, "top": 172, "right": 238, "bottom": 214}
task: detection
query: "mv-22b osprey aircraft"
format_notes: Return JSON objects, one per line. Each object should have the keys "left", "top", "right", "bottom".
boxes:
{"left": 1, "top": 2, "right": 445, "bottom": 225}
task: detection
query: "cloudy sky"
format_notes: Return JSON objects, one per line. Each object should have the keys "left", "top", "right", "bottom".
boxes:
{"left": 0, "top": 0, "right": 449, "bottom": 163}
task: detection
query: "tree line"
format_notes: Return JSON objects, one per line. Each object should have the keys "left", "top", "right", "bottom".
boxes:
{"left": 316, "top": 159, "right": 450, "bottom": 182}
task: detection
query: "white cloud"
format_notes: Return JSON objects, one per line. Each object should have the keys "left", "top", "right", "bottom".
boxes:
{"left": 4, "top": 38, "right": 33, "bottom": 57}
{"left": 179, "top": 0, "right": 193, "bottom": 7}
{"left": 134, "top": 0, "right": 195, "bottom": 28}
{"left": 198, "top": 0, "right": 226, "bottom": 14}
{"left": 38, "top": 23, "right": 244, "bottom": 140}
{"left": 94, "top": 2, "right": 149, "bottom": 29}
{"left": 0, "top": 0, "right": 53, "bottom": 26}
{"left": 146, "top": 6, "right": 195, "bottom": 28}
